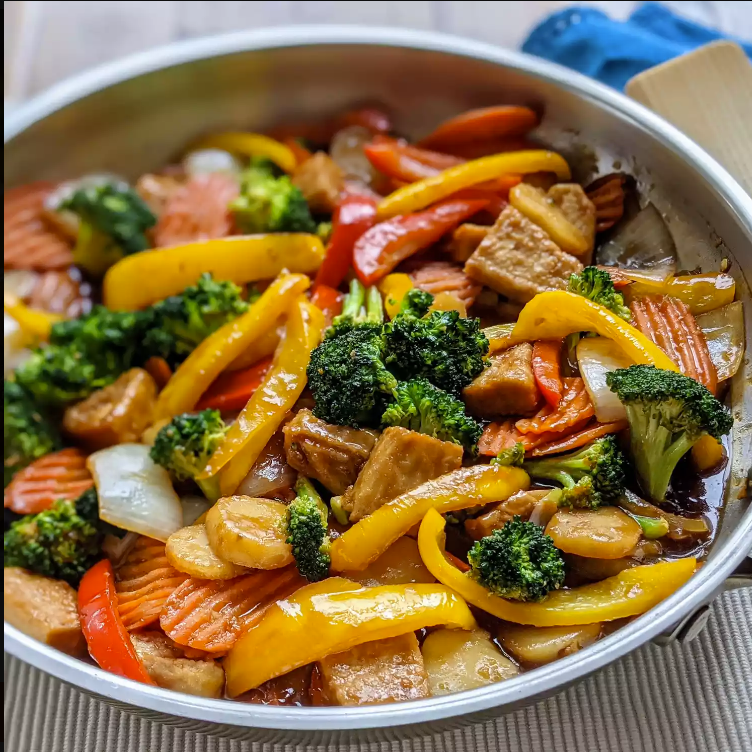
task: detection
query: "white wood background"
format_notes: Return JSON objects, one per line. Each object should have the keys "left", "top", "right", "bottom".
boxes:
{"left": 5, "top": 1, "right": 752, "bottom": 102}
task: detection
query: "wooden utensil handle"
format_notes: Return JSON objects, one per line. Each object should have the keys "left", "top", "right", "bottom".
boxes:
{"left": 626, "top": 41, "right": 752, "bottom": 195}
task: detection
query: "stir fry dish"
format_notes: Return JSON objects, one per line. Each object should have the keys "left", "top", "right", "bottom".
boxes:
{"left": 4, "top": 104, "right": 743, "bottom": 706}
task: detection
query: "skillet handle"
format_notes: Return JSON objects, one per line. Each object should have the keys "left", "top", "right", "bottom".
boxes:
{"left": 626, "top": 40, "right": 752, "bottom": 196}
{"left": 628, "top": 42, "right": 752, "bottom": 643}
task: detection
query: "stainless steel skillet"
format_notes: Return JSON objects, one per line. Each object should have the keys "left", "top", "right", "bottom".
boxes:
{"left": 4, "top": 26, "right": 751, "bottom": 744}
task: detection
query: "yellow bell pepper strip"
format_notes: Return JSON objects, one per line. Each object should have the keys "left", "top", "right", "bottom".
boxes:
{"left": 625, "top": 272, "right": 735, "bottom": 315}
{"left": 191, "top": 132, "right": 297, "bottom": 173}
{"left": 378, "top": 273, "right": 414, "bottom": 319}
{"left": 3, "top": 292, "right": 65, "bottom": 342}
{"left": 691, "top": 434, "right": 726, "bottom": 473}
{"left": 329, "top": 464, "right": 530, "bottom": 573}
{"left": 224, "top": 577, "right": 477, "bottom": 696}
{"left": 200, "top": 298, "right": 325, "bottom": 496}
{"left": 226, "top": 319, "right": 283, "bottom": 371}
{"left": 497, "top": 290, "right": 679, "bottom": 372}
{"left": 153, "top": 274, "right": 310, "bottom": 422}
{"left": 103, "top": 234, "right": 324, "bottom": 311}
{"left": 376, "top": 150, "right": 571, "bottom": 220}
{"left": 418, "top": 508, "right": 697, "bottom": 626}
{"left": 509, "top": 183, "right": 590, "bottom": 257}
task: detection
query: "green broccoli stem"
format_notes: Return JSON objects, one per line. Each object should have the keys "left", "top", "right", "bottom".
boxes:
{"left": 631, "top": 514, "right": 670, "bottom": 539}
{"left": 341, "top": 279, "right": 366, "bottom": 320}
{"left": 329, "top": 496, "right": 350, "bottom": 526}
{"left": 365, "top": 285, "right": 384, "bottom": 325}
{"left": 197, "top": 476, "right": 221, "bottom": 503}
{"left": 627, "top": 405, "right": 696, "bottom": 501}
{"left": 294, "top": 476, "right": 328, "bottom": 519}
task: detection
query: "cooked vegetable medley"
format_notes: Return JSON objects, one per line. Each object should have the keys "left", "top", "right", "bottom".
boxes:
{"left": 4, "top": 103, "right": 741, "bottom": 706}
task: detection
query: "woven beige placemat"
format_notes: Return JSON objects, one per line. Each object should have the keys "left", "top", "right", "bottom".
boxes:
{"left": 4, "top": 588, "right": 751, "bottom": 752}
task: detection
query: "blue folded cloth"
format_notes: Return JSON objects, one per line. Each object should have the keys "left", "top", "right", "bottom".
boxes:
{"left": 522, "top": 2, "right": 752, "bottom": 89}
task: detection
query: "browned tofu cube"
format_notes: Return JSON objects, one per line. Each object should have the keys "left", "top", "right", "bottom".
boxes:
{"left": 464, "top": 205, "right": 583, "bottom": 303}
{"left": 319, "top": 633, "right": 430, "bottom": 705}
{"left": 340, "top": 427, "right": 463, "bottom": 522}
{"left": 130, "top": 632, "right": 225, "bottom": 698}
{"left": 283, "top": 409, "right": 378, "bottom": 495}
{"left": 291, "top": 152, "right": 345, "bottom": 214}
{"left": 463, "top": 342, "right": 540, "bottom": 418}
{"left": 4, "top": 568, "right": 86, "bottom": 656}
{"left": 548, "top": 183, "right": 596, "bottom": 262}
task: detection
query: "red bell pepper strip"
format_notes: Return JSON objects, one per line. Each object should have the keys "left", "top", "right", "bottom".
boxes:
{"left": 532, "top": 339, "right": 565, "bottom": 408}
{"left": 338, "top": 107, "right": 392, "bottom": 134}
{"left": 353, "top": 198, "right": 488, "bottom": 286}
{"left": 78, "top": 559, "right": 155, "bottom": 684}
{"left": 311, "top": 284, "right": 344, "bottom": 327}
{"left": 314, "top": 193, "right": 378, "bottom": 289}
{"left": 418, "top": 106, "right": 539, "bottom": 150}
{"left": 196, "top": 356, "right": 273, "bottom": 412}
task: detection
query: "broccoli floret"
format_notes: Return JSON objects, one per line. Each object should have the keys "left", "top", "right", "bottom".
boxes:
{"left": 231, "top": 159, "right": 316, "bottom": 234}
{"left": 523, "top": 436, "right": 627, "bottom": 509}
{"left": 384, "top": 290, "right": 489, "bottom": 396}
{"left": 467, "top": 516, "right": 565, "bottom": 601}
{"left": 149, "top": 409, "right": 228, "bottom": 500}
{"left": 316, "top": 221, "right": 333, "bottom": 244}
{"left": 381, "top": 378, "right": 482, "bottom": 452}
{"left": 398, "top": 289, "right": 434, "bottom": 318}
{"left": 606, "top": 365, "right": 733, "bottom": 501}
{"left": 144, "top": 274, "right": 249, "bottom": 367}
{"left": 326, "top": 279, "right": 384, "bottom": 340}
{"left": 3, "top": 381, "right": 61, "bottom": 487}
{"left": 568, "top": 267, "right": 631, "bottom": 321}
{"left": 492, "top": 442, "right": 525, "bottom": 468}
{"left": 61, "top": 181, "right": 156, "bottom": 276}
{"left": 15, "top": 307, "right": 151, "bottom": 407}
{"left": 4, "top": 494, "right": 103, "bottom": 586}
{"left": 287, "top": 477, "right": 331, "bottom": 582}
{"left": 307, "top": 317, "right": 397, "bottom": 428}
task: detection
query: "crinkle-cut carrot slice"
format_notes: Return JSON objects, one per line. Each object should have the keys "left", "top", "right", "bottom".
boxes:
{"left": 478, "top": 416, "right": 592, "bottom": 457}
{"left": 116, "top": 537, "right": 190, "bottom": 631}
{"left": 27, "top": 270, "right": 91, "bottom": 318}
{"left": 630, "top": 295, "right": 717, "bottom": 393}
{"left": 530, "top": 420, "right": 629, "bottom": 457}
{"left": 153, "top": 174, "right": 239, "bottom": 248}
{"left": 516, "top": 378, "right": 594, "bottom": 435}
{"left": 410, "top": 260, "right": 483, "bottom": 307}
{"left": 586, "top": 174, "right": 626, "bottom": 233}
{"left": 160, "top": 567, "right": 304, "bottom": 653}
{"left": 4, "top": 182, "right": 73, "bottom": 271}
{"left": 4, "top": 448, "right": 93, "bottom": 516}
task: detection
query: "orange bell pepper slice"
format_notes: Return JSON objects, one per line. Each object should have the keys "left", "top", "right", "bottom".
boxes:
{"left": 376, "top": 150, "right": 571, "bottom": 219}
{"left": 532, "top": 339, "right": 565, "bottom": 408}
{"left": 418, "top": 508, "right": 697, "bottom": 626}
{"left": 153, "top": 273, "right": 310, "bottom": 421}
{"left": 329, "top": 464, "right": 530, "bottom": 573}
{"left": 353, "top": 198, "right": 488, "bottom": 286}
{"left": 199, "top": 298, "right": 325, "bottom": 496}
{"left": 224, "top": 577, "right": 476, "bottom": 697}
{"left": 417, "top": 106, "right": 539, "bottom": 150}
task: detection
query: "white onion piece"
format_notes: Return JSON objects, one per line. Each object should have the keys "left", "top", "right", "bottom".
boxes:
{"left": 182, "top": 149, "right": 242, "bottom": 179}
{"left": 576, "top": 337, "right": 632, "bottom": 423}
{"left": 182, "top": 495, "right": 213, "bottom": 526}
{"left": 696, "top": 301, "right": 745, "bottom": 381}
{"left": 88, "top": 443, "right": 184, "bottom": 543}
{"left": 330, "top": 125, "right": 379, "bottom": 187}
{"left": 4, "top": 313, "right": 31, "bottom": 375}
{"left": 4, "top": 270, "right": 40, "bottom": 299}
{"left": 102, "top": 531, "right": 140, "bottom": 566}
{"left": 236, "top": 434, "right": 296, "bottom": 500}
{"left": 597, "top": 203, "right": 676, "bottom": 277}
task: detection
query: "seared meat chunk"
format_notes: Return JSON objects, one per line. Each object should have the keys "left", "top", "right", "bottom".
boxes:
{"left": 340, "top": 427, "right": 463, "bottom": 522}
{"left": 465, "top": 489, "right": 554, "bottom": 540}
{"left": 4, "top": 568, "right": 86, "bottom": 656}
{"left": 548, "top": 183, "right": 596, "bottom": 261}
{"left": 283, "top": 409, "right": 378, "bottom": 495}
{"left": 130, "top": 631, "right": 225, "bottom": 698}
{"left": 319, "top": 633, "right": 430, "bottom": 705}
{"left": 291, "top": 152, "right": 345, "bottom": 214}
{"left": 464, "top": 205, "right": 583, "bottom": 304}
{"left": 463, "top": 342, "right": 540, "bottom": 418}
{"left": 410, "top": 260, "right": 483, "bottom": 306}
{"left": 447, "top": 223, "right": 490, "bottom": 263}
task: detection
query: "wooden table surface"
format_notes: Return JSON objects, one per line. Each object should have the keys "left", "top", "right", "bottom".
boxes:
{"left": 5, "top": 1, "right": 752, "bottom": 101}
